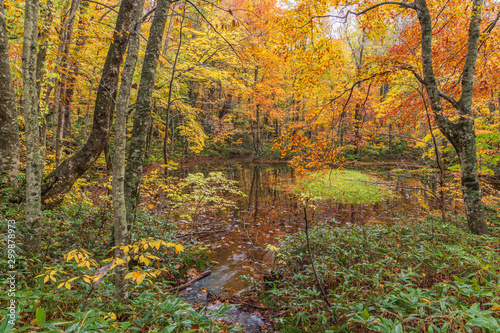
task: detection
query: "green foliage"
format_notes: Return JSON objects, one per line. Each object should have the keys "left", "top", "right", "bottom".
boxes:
{"left": 0, "top": 288, "right": 240, "bottom": 332}
{"left": 0, "top": 172, "right": 242, "bottom": 332}
{"left": 264, "top": 218, "right": 500, "bottom": 332}
{"left": 476, "top": 132, "right": 500, "bottom": 176}
{"left": 175, "top": 171, "right": 246, "bottom": 223}
{"left": 297, "top": 170, "right": 392, "bottom": 204}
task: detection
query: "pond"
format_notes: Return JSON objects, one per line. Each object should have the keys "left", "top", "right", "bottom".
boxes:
{"left": 174, "top": 158, "right": 448, "bottom": 304}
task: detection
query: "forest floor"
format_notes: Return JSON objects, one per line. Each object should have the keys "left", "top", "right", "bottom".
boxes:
{"left": 2, "top": 155, "right": 500, "bottom": 332}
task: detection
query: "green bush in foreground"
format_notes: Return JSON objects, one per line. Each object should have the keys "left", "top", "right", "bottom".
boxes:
{"left": 265, "top": 218, "right": 500, "bottom": 332}
{"left": 297, "top": 170, "right": 392, "bottom": 204}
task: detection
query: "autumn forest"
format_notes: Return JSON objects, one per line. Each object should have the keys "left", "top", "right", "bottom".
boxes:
{"left": 2, "top": 0, "right": 500, "bottom": 332}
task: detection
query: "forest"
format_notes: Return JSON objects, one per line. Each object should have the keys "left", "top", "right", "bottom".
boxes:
{"left": 1, "top": 0, "right": 500, "bottom": 332}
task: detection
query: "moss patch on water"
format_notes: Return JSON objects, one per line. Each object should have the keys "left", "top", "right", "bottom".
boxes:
{"left": 297, "top": 169, "right": 392, "bottom": 204}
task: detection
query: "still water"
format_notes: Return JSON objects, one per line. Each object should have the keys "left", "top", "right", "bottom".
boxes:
{"left": 174, "top": 159, "right": 444, "bottom": 303}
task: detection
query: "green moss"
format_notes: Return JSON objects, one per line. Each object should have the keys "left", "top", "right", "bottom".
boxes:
{"left": 297, "top": 169, "right": 392, "bottom": 204}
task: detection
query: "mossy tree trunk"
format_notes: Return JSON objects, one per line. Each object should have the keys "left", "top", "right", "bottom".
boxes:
{"left": 415, "top": 0, "right": 488, "bottom": 235}
{"left": 37, "top": 0, "right": 53, "bottom": 172}
{"left": 113, "top": 0, "right": 145, "bottom": 304}
{"left": 40, "top": 0, "right": 135, "bottom": 208}
{"left": 0, "top": 0, "right": 19, "bottom": 180}
{"left": 125, "top": 0, "right": 171, "bottom": 231}
{"left": 23, "top": 0, "right": 41, "bottom": 256}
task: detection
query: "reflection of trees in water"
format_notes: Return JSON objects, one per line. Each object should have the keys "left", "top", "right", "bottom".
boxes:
{"left": 177, "top": 162, "right": 445, "bottom": 226}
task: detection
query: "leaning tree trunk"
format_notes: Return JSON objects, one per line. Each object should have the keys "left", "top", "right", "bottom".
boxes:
{"left": 40, "top": 0, "right": 135, "bottom": 208}
{"left": 125, "top": 0, "right": 171, "bottom": 230}
{"left": 113, "top": 0, "right": 145, "bottom": 304}
{"left": 23, "top": 0, "right": 41, "bottom": 257}
{"left": 0, "top": 0, "right": 19, "bottom": 180}
{"left": 415, "top": 0, "right": 488, "bottom": 235}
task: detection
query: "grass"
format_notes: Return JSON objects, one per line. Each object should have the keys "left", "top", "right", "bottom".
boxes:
{"left": 263, "top": 214, "right": 500, "bottom": 332}
{"left": 297, "top": 169, "right": 393, "bottom": 204}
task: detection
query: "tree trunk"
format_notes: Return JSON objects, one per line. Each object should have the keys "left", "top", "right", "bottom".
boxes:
{"left": 163, "top": 4, "right": 185, "bottom": 166}
{"left": 454, "top": 121, "right": 488, "bottom": 234}
{"left": 113, "top": 0, "right": 145, "bottom": 304}
{"left": 36, "top": 0, "right": 53, "bottom": 171}
{"left": 54, "top": 0, "right": 80, "bottom": 167}
{"left": 23, "top": 0, "right": 41, "bottom": 257}
{"left": 125, "top": 0, "right": 171, "bottom": 230}
{"left": 415, "top": 0, "right": 488, "bottom": 235}
{"left": 145, "top": 116, "right": 154, "bottom": 161}
{"left": 40, "top": 0, "right": 135, "bottom": 208}
{"left": 62, "top": 1, "right": 90, "bottom": 139}
{"left": 0, "top": 0, "right": 19, "bottom": 180}
{"left": 161, "top": 2, "right": 176, "bottom": 56}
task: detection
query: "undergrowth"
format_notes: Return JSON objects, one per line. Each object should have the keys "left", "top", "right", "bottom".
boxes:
{"left": 0, "top": 182, "right": 240, "bottom": 332}
{"left": 264, "top": 213, "right": 500, "bottom": 332}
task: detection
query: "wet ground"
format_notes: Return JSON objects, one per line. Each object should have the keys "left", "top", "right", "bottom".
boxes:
{"left": 172, "top": 158, "right": 450, "bottom": 331}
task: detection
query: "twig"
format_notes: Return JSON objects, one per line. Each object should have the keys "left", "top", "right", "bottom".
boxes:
{"left": 167, "top": 269, "right": 212, "bottom": 293}
{"left": 178, "top": 229, "right": 229, "bottom": 238}
{"left": 303, "top": 206, "right": 332, "bottom": 309}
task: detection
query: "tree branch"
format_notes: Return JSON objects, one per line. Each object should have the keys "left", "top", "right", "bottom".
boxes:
{"left": 185, "top": 0, "right": 244, "bottom": 66}
{"left": 458, "top": 0, "right": 483, "bottom": 111}
{"left": 299, "top": 2, "right": 416, "bottom": 28}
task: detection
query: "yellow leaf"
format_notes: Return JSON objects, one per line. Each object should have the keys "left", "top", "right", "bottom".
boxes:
{"left": 136, "top": 272, "right": 146, "bottom": 285}
{"left": 65, "top": 282, "right": 71, "bottom": 290}
{"left": 44, "top": 275, "right": 49, "bottom": 283}
{"left": 57, "top": 282, "right": 65, "bottom": 289}
{"left": 125, "top": 272, "right": 134, "bottom": 280}
{"left": 115, "top": 258, "right": 127, "bottom": 266}
{"left": 148, "top": 204, "right": 154, "bottom": 209}
{"left": 491, "top": 305, "right": 500, "bottom": 311}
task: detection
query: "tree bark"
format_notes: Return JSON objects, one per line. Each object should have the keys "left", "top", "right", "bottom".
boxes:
{"left": 162, "top": 2, "right": 177, "bottom": 57}
{"left": 113, "top": 0, "right": 145, "bottom": 304}
{"left": 23, "top": 0, "right": 41, "bottom": 257}
{"left": 415, "top": 0, "right": 488, "bottom": 235}
{"left": 40, "top": 0, "right": 135, "bottom": 208}
{"left": 125, "top": 0, "right": 171, "bottom": 230}
{"left": 62, "top": 1, "right": 90, "bottom": 139}
{"left": 0, "top": 0, "right": 19, "bottom": 180}
{"left": 54, "top": 0, "right": 80, "bottom": 167}
{"left": 37, "top": 0, "right": 53, "bottom": 171}
{"left": 163, "top": 3, "right": 185, "bottom": 166}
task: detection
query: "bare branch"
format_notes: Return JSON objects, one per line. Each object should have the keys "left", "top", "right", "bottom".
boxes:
{"left": 83, "top": 0, "right": 118, "bottom": 13}
{"left": 299, "top": 2, "right": 416, "bottom": 28}
{"left": 185, "top": 0, "right": 245, "bottom": 66}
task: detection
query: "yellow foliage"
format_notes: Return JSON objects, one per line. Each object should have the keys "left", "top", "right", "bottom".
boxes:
{"left": 177, "top": 116, "right": 208, "bottom": 153}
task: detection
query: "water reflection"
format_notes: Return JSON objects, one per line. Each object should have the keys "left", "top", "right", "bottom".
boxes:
{"left": 176, "top": 160, "right": 444, "bottom": 302}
